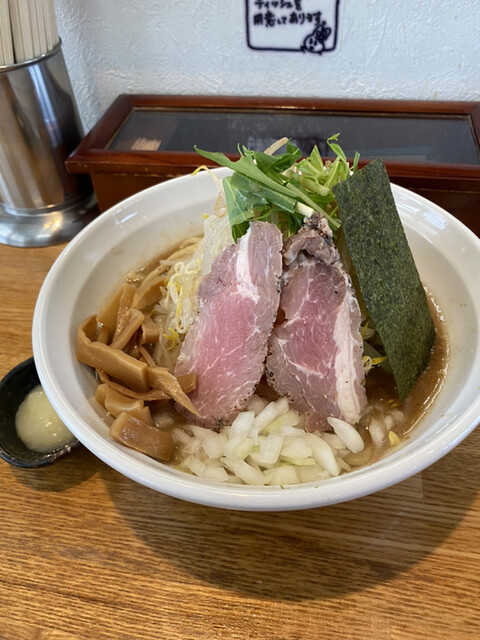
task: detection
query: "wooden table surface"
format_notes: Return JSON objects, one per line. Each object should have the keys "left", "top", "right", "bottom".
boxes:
{"left": 0, "top": 239, "right": 479, "bottom": 640}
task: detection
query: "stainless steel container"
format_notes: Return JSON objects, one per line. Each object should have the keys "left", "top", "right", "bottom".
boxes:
{"left": 0, "top": 42, "right": 96, "bottom": 247}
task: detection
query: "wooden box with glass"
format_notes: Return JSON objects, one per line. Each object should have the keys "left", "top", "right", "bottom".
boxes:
{"left": 66, "top": 95, "right": 480, "bottom": 235}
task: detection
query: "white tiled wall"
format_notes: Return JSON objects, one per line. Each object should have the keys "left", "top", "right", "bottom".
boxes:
{"left": 54, "top": 0, "right": 480, "bottom": 133}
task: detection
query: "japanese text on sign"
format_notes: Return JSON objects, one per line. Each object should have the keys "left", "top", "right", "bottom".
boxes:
{"left": 246, "top": 0, "right": 340, "bottom": 54}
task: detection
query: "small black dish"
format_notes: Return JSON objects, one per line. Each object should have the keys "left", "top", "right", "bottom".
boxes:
{"left": 0, "top": 357, "right": 80, "bottom": 468}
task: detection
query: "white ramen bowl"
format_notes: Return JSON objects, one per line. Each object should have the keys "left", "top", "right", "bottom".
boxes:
{"left": 32, "top": 168, "right": 480, "bottom": 511}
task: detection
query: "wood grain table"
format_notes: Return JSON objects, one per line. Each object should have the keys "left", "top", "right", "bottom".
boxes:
{"left": 0, "top": 239, "right": 479, "bottom": 640}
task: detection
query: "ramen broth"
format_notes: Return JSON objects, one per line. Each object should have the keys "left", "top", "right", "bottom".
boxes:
{"left": 353, "top": 295, "right": 448, "bottom": 464}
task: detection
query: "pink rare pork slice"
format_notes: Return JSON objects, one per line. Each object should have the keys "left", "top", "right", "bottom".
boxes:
{"left": 266, "top": 214, "right": 367, "bottom": 431}
{"left": 174, "top": 221, "right": 283, "bottom": 428}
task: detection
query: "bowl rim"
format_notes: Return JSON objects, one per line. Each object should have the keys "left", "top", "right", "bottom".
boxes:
{"left": 32, "top": 169, "right": 480, "bottom": 510}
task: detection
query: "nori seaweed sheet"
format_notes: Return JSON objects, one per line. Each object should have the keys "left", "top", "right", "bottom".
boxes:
{"left": 332, "top": 158, "right": 435, "bottom": 400}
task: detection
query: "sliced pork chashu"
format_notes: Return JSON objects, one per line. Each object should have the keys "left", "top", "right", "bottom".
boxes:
{"left": 266, "top": 215, "right": 367, "bottom": 431}
{"left": 174, "top": 221, "right": 283, "bottom": 428}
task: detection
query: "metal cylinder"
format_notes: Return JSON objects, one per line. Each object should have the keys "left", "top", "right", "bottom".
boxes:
{"left": 0, "top": 42, "right": 96, "bottom": 247}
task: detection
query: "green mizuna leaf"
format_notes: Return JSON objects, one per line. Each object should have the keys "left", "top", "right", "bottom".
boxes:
{"left": 194, "top": 146, "right": 297, "bottom": 200}
{"left": 223, "top": 172, "right": 299, "bottom": 241}
{"left": 332, "top": 158, "right": 436, "bottom": 400}
{"left": 195, "top": 135, "right": 353, "bottom": 241}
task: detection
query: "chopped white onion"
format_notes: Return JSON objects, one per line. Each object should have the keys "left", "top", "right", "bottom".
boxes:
{"left": 297, "top": 465, "right": 331, "bottom": 484}
{"left": 202, "top": 464, "right": 229, "bottom": 482}
{"left": 368, "top": 416, "right": 387, "bottom": 447}
{"left": 320, "top": 432, "right": 347, "bottom": 450}
{"left": 327, "top": 417, "right": 365, "bottom": 454}
{"left": 222, "top": 457, "right": 265, "bottom": 485}
{"left": 264, "top": 409, "right": 300, "bottom": 433}
{"left": 266, "top": 465, "right": 299, "bottom": 486}
{"left": 182, "top": 455, "right": 207, "bottom": 477}
{"left": 171, "top": 426, "right": 191, "bottom": 446}
{"left": 306, "top": 433, "right": 340, "bottom": 476}
{"left": 189, "top": 424, "right": 208, "bottom": 439}
{"left": 253, "top": 398, "right": 289, "bottom": 431}
{"left": 280, "top": 425, "right": 307, "bottom": 437}
{"left": 280, "top": 436, "right": 312, "bottom": 460}
{"left": 281, "top": 456, "right": 316, "bottom": 467}
{"left": 201, "top": 430, "right": 227, "bottom": 459}
{"left": 258, "top": 432, "right": 284, "bottom": 465}
{"left": 223, "top": 434, "right": 253, "bottom": 460}
{"left": 172, "top": 396, "right": 370, "bottom": 486}
{"left": 338, "top": 458, "right": 352, "bottom": 472}
{"left": 230, "top": 411, "right": 255, "bottom": 436}
{"left": 390, "top": 409, "right": 405, "bottom": 426}
{"left": 182, "top": 436, "right": 203, "bottom": 455}
{"left": 246, "top": 394, "right": 269, "bottom": 415}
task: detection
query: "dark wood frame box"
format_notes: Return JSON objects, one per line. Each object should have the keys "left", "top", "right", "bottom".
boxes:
{"left": 66, "top": 95, "right": 480, "bottom": 235}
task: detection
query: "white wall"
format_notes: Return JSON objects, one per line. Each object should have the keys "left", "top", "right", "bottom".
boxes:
{"left": 54, "top": 0, "right": 480, "bottom": 133}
